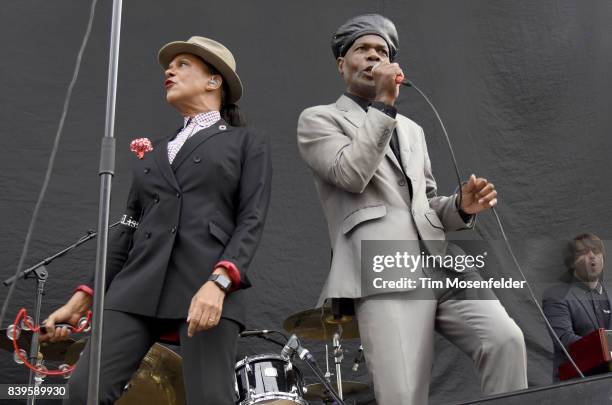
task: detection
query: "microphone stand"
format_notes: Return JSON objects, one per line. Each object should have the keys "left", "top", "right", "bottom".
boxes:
{"left": 284, "top": 335, "right": 347, "bottom": 405}
{"left": 297, "top": 347, "right": 346, "bottom": 405}
{"left": 2, "top": 222, "right": 120, "bottom": 405}
{"left": 89, "top": 0, "right": 122, "bottom": 403}
{"left": 2, "top": 223, "right": 120, "bottom": 288}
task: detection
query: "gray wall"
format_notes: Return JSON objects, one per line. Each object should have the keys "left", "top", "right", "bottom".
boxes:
{"left": 1, "top": 1, "right": 611, "bottom": 404}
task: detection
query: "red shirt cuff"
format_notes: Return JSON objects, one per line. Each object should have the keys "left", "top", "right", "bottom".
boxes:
{"left": 215, "top": 260, "right": 241, "bottom": 291}
{"left": 74, "top": 284, "right": 94, "bottom": 297}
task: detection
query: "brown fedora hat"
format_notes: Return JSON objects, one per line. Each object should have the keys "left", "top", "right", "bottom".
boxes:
{"left": 158, "top": 36, "right": 243, "bottom": 104}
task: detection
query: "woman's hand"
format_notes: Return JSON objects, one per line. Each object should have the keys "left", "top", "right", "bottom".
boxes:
{"left": 40, "top": 291, "right": 92, "bottom": 342}
{"left": 186, "top": 268, "right": 228, "bottom": 337}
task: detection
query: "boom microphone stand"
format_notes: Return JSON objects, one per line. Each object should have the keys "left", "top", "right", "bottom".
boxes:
{"left": 2, "top": 222, "right": 120, "bottom": 405}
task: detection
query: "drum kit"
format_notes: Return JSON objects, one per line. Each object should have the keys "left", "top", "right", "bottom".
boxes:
{"left": 2, "top": 306, "right": 369, "bottom": 404}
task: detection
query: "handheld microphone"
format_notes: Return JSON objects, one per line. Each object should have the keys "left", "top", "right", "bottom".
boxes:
{"left": 371, "top": 62, "right": 412, "bottom": 87}
{"left": 352, "top": 345, "right": 364, "bottom": 371}
{"left": 396, "top": 74, "right": 412, "bottom": 86}
{"left": 239, "top": 329, "right": 271, "bottom": 337}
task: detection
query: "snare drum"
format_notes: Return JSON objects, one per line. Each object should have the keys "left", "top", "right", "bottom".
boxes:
{"left": 235, "top": 354, "right": 307, "bottom": 404}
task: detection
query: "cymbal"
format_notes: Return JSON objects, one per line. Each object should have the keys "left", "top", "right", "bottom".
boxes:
{"left": 64, "top": 338, "right": 87, "bottom": 364}
{"left": 116, "top": 343, "right": 185, "bottom": 405}
{"left": 65, "top": 339, "right": 185, "bottom": 405}
{"left": 283, "top": 307, "right": 359, "bottom": 340}
{"left": 304, "top": 381, "right": 369, "bottom": 401}
{"left": 0, "top": 329, "right": 75, "bottom": 361}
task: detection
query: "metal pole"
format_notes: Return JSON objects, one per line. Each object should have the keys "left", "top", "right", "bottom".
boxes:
{"left": 26, "top": 267, "right": 47, "bottom": 405}
{"left": 333, "top": 332, "right": 343, "bottom": 400}
{"left": 87, "top": 0, "right": 122, "bottom": 403}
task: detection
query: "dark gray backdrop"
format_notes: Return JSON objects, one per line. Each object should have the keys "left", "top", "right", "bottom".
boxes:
{"left": 1, "top": 1, "right": 611, "bottom": 404}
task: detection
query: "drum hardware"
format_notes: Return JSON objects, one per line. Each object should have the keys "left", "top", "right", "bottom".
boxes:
{"left": 303, "top": 381, "right": 369, "bottom": 403}
{"left": 324, "top": 344, "right": 332, "bottom": 381}
{"left": 284, "top": 307, "right": 361, "bottom": 402}
{"left": 333, "top": 331, "right": 344, "bottom": 400}
{"left": 235, "top": 353, "right": 307, "bottom": 404}
{"left": 351, "top": 345, "right": 364, "bottom": 372}
{"left": 281, "top": 334, "right": 347, "bottom": 405}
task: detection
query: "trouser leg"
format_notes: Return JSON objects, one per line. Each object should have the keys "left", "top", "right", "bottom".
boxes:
{"left": 435, "top": 299, "right": 528, "bottom": 394}
{"left": 65, "top": 310, "right": 157, "bottom": 405}
{"left": 178, "top": 317, "right": 240, "bottom": 405}
{"left": 356, "top": 293, "right": 438, "bottom": 405}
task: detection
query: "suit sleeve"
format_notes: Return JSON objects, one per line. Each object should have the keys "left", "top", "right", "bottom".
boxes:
{"left": 297, "top": 106, "right": 396, "bottom": 194}
{"left": 419, "top": 125, "right": 474, "bottom": 232}
{"left": 543, "top": 289, "right": 583, "bottom": 348}
{"left": 81, "top": 177, "right": 141, "bottom": 292}
{"left": 217, "top": 132, "right": 272, "bottom": 289}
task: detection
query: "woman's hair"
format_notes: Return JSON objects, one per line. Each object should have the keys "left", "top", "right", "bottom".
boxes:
{"left": 206, "top": 62, "right": 247, "bottom": 127}
{"left": 564, "top": 233, "right": 605, "bottom": 270}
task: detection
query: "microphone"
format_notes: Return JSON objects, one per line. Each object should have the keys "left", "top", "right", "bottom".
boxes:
{"left": 396, "top": 74, "right": 412, "bottom": 87}
{"left": 239, "top": 329, "right": 272, "bottom": 337}
{"left": 352, "top": 345, "right": 364, "bottom": 371}
{"left": 281, "top": 334, "right": 301, "bottom": 359}
{"left": 370, "top": 62, "right": 412, "bottom": 87}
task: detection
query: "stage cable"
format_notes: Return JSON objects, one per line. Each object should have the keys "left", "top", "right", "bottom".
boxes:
{"left": 403, "top": 79, "right": 585, "bottom": 379}
{"left": 0, "top": 0, "right": 99, "bottom": 329}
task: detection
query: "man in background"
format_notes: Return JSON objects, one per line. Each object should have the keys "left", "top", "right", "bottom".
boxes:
{"left": 543, "top": 233, "right": 611, "bottom": 381}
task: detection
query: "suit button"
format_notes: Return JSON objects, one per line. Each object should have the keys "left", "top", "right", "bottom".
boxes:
{"left": 398, "top": 179, "right": 406, "bottom": 186}
{"left": 175, "top": 192, "right": 181, "bottom": 198}
{"left": 145, "top": 232, "right": 151, "bottom": 239}
{"left": 193, "top": 156, "right": 201, "bottom": 163}
{"left": 154, "top": 194, "right": 159, "bottom": 203}
{"left": 171, "top": 227, "right": 176, "bottom": 233}
{"left": 144, "top": 168, "right": 150, "bottom": 174}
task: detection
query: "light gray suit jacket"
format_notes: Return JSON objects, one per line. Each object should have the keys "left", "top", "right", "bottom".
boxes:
{"left": 297, "top": 95, "right": 474, "bottom": 306}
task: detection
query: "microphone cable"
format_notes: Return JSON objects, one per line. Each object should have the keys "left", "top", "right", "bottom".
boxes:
{"left": 0, "top": 0, "right": 99, "bottom": 329}
{"left": 401, "top": 79, "right": 585, "bottom": 379}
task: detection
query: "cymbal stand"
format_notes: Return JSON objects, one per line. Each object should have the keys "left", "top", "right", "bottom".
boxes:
{"left": 333, "top": 327, "right": 344, "bottom": 400}
{"left": 325, "top": 343, "right": 332, "bottom": 381}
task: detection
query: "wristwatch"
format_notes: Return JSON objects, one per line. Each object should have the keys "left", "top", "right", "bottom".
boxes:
{"left": 208, "top": 273, "right": 232, "bottom": 293}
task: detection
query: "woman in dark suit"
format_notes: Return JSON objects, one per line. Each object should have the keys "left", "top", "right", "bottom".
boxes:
{"left": 42, "top": 36, "right": 272, "bottom": 405}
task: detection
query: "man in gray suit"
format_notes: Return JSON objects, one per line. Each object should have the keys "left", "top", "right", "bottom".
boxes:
{"left": 543, "top": 233, "right": 610, "bottom": 381}
{"left": 297, "top": 14, "right": 527, "bottom": 404}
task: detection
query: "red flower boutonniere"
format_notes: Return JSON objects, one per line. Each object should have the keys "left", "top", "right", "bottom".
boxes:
{"left": 130, "top": 138, "right": 153, "bottom": 159}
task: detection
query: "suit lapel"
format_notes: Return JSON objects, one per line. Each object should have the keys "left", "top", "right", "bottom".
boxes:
{"left": 336, "top": 95, "right": 403, "bottom": 173}
{"left": 570, "top": 285, "right": 599, "bottom": 330}
{"left": 171, "top": 120, "right": 227, "bottom": 171}
{"left": 153, "top": 134, "right": 180, "bottom": 192}
{"left": 337, "top": 96, "right": 366, "bottom": 130}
